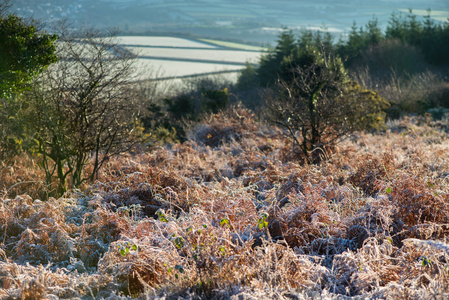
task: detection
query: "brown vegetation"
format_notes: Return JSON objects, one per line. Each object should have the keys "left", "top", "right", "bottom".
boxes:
{"left": 0, "top": 105, "right": 449, "bottom": 298}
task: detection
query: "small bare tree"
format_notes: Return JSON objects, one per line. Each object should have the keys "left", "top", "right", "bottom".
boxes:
{"left": 26, "top": 25, "right": 145, "bottom": 195}
{"left": 264, "top": 47, "right": 388, "bottom": 163}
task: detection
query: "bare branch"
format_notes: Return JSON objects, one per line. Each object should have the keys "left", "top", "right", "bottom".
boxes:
{"left": 26, "top": 24, "right": 145, "bottom": 195}
{"left": 264, "top": 47, "right": 387, "bottom": 163}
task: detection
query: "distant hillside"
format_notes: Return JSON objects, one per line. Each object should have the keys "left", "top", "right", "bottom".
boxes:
{"left": 11, "top": 0, "right": 449, "bottom": 44}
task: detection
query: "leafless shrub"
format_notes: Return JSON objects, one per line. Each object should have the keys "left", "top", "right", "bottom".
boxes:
{"left": 25, "top": 23, "right": 146, "bottom": 196}
{"left": 264, "top": 48, "right": 388, "bottom": 163}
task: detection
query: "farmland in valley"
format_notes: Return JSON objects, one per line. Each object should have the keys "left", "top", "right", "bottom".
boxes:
{"left": 13, "top": 0, "right": 449, "bottom": 44}
{"left": 116, "top": 36, "right": 265, "bottom": 82}
{"left": 12, "top": 0, "right": 449, "bottom": 83}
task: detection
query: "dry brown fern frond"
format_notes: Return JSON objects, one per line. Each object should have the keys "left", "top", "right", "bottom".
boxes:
{"left": 348, "top": 152, "right": 396, "bottom": 196}
{"left": 332, "top": 237, "right": 400, "bottom": 296}
{"left": 268, "top": 184, "right": 343, "bottom": 249}
{"left": 98, "top": 240, "right": 173, "bottom": 296}
{"left": 407, "top": 223, "right": 449, "bottom": 241}
{"left": 346, "top": 224, "right": 370, "bottom": 250}
{"left": 389, "top": 175, "right": 449, "bottom": 226}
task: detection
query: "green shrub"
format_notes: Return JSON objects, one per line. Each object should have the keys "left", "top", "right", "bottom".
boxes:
{"left": 0, "top": 9, "right": 57, "bottom": 161}
{"left": 200, "top": 87, "right": 229, "bottom": 114}
{"left": 236, "top": 62, "right": 258, "bottom": 90}
{"left": 141, "top": 80, "right": 231, "bottom": 143}
{"left": 166, "top": 94, "right": 196, "bottom": 120}
{"left": 0, "top": 14, "right": 57, "bottom": 97}
{"left": 149, "top": 127, "right": 179, "bottom": 146}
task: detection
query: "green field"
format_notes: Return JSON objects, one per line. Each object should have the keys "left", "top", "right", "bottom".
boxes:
{"left": 199, "top": 39, "right": 267, "bottom": 51}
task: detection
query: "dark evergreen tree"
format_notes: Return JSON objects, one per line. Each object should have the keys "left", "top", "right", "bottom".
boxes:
{"left": 0, "top": 12, "right": 57, "bottom": 97}
{"left": 0, "top": 5, "right": 58, "bottom": 160}
{"left": 257, "top": 29, "right": 297, "bottom": 86}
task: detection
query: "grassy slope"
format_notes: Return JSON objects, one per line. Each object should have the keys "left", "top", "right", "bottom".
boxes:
{"left": 1, "top": 106, "right": 449, "bottom": 299}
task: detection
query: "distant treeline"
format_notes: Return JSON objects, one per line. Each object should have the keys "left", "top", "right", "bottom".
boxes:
{"left": 243, "top": 10, "right": 449, "bottom": 88}
{"left": 339, "top": 10, "right": 449, "bottom": 66}
{"left": 233, "top": 10, "right": 449, "bottom": 120}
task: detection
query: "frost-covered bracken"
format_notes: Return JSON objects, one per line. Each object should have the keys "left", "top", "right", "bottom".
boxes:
{"left": 1, "top": 106, "right": 448, "bottom": 299}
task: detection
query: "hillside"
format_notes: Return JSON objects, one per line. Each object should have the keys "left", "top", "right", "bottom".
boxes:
{"left": 12, "top": 0, "right": 449, "bottom": 43}
{"left": 1, "top": 106, "right": 449, "bottom": 298}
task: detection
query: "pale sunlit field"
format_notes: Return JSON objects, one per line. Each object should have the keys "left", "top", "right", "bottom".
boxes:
{"left": 116, "top": 36, "right": 264, "bottom": 82}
